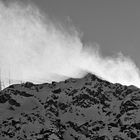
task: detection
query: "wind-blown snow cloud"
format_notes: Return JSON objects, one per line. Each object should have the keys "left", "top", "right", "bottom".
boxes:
{"left": 0, "top": 1, "right": 140, "bottom": 88}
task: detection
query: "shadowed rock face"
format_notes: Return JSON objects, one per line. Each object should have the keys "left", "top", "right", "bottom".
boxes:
{"left": 0, "top": 73, "right": 140, "bottom": 140}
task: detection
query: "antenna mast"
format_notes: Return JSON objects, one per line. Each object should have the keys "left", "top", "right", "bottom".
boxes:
{"left": 9, "top": 70, "right": 11, "bottom": 86}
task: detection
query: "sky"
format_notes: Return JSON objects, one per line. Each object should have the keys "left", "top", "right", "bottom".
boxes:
{"left": 1, "top": 0, "right": 140, "bottom": 89}
{"left": 33, "top": 0, "right": 140, "bottom": 67}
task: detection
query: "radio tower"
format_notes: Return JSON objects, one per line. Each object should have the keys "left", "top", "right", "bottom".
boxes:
{"left": 9, "top": 70, "right": 11, "bottom": 86}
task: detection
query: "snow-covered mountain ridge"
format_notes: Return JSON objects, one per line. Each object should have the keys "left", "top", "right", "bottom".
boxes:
{"left": 0, "top": 73, "right": 140, "bottom": 140}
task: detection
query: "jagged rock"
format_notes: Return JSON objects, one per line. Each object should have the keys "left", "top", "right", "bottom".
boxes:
{"left": 0, "top": 73, "right": 140, "bottom": 139}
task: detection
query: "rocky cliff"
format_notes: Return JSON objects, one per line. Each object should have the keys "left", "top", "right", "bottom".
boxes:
{"left": 0, "top": 73, "right": 140, "bottom": 140}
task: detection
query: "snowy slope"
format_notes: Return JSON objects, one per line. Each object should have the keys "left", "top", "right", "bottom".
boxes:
{"left": 0, "top": 73, "right": 140, "bottom": 140}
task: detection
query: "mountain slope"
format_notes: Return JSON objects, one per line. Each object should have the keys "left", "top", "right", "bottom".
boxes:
{"left": 0, "top": 73, "right": 140, "bottom": 140}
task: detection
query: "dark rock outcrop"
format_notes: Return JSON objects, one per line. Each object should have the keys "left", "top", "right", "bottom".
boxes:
{"left": 0, "top": 73, "right": 140, "bottom": 140}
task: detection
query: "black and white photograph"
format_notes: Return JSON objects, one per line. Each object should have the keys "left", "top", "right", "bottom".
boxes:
{"left": 0, "top": 0, "right": 140, "bottom": 139}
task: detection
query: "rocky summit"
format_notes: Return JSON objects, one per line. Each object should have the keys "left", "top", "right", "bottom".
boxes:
{"left": 0, "top": 73, "right": 140, "bottom": 140}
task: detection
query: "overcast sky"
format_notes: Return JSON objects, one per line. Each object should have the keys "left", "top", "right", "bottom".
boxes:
{"left": 31, "top": 0, "right": 140, "bottom": 67}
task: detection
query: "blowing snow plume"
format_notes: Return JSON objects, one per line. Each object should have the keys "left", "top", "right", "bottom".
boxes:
{"left": 0, "top": 1, "right": 140, "bottom": 89}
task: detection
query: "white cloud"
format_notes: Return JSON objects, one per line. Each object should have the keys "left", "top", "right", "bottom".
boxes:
{"left": 0, "top": 1, "right": 140, "bottom": 89}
